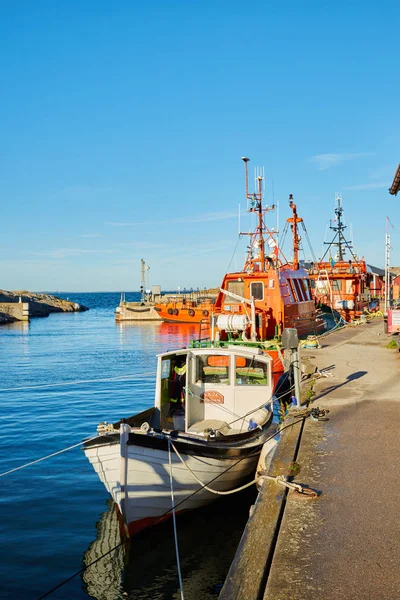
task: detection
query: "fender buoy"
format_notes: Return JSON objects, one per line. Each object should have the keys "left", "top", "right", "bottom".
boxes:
{"left": 172, "top": 309, "right": 179, "bottom": 316}
{"left": 188, "top": 309, "right": 195, "bottom": 317}
{"left": 167, "top": 308, "right": 173, "bottom": 315}
{"left": 202, "top": 310, "right": 209, "bottom": 317}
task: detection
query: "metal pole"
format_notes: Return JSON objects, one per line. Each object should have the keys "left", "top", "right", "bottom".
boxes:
{"left": 291, "top": 348, "right": 302, "bottom": 409}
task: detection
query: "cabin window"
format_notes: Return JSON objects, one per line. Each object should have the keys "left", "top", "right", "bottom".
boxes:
{"left": 293, "top": 279, "right": 305, "bottom": 301}
{"left": 288, "top": 279, "right": 298, "bottom": 302}
{"left": 161, "top": 359, "right": 171, "bottom": 379}
{"left": 301, "top": 279, "right": 311, "bottom": 300}
{"left": 298, "top": 279, "right": 310, "bottom": 301}
{"left": 332, "top": 280, "right": 342, "bottom": 292}
{"left": 226, "top": 280, "right": 244, "bottom": 303}
{"left": 250, "top": 281, "right": 264, "bottom": 300}
{"left": 195, "top": 355, "right": 230, "bottom": 385}
{"left": 235, "top": 357, "right": 269, "bottom": 386}
{"left": 345, "top": 280, "right": 353, "bottom": 294}
{"left": 310, "top": 279, "right": 316, "bottom": 289}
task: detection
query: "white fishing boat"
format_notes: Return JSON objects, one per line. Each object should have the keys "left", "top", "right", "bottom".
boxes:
{"left": 84, "top": 345, "right": 280, "bottom": 536}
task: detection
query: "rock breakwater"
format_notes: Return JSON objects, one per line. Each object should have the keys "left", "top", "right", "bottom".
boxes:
{"left": 0, "top": 290, "right": 88, "bottom": 325}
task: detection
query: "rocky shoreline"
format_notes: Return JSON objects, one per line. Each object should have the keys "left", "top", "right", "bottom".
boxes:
{"left": 0, "top": 290, "right": 88, "bottom": 325}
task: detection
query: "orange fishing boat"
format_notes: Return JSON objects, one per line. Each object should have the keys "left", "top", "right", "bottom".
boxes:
{"left": 308, "top": 197, "right": 374, "bottom": 322}
{"left": 211, "top": 159, "right": 322, "bottom": 344}
{"left": 154, "top": 292, "right": 216, "bottom": 324}
{"left": 188, "top": 158, "right": 325, "bottom": 387}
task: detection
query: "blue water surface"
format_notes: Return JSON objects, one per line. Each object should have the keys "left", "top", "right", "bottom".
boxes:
{"left": 0, "top": 293, "right": 253, "bottom": 600}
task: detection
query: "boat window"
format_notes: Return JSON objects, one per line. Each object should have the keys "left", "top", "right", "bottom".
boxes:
{"left": 235, "top": 356, "right": 269, "bottom": 386}
{"left": 293, "top": 279, "right": 305, "bottom": 301}
{"left": 161, "top": 359, "right": 171, "bottom": 379}
{"left": 303, "top": 279, "right": 312, "bottom": 298}
{"left": 195, "top": 355, "right": 230, "bottom": 385}
{"left": 332, "top": 280, "right": 342, "bottom": 292}
{"left": 226, "top": 280, "right": 245, "bottom": 303}
{"left": 250, "top": 281, "right": 264, "bottom": 300}
{"left": 310, "top": 279, "right": 316, "bottom": 289}
{"left": 288, "top": 279, "right": 298, "bottom": 302}
{"left": 298, "top": 279, "right": 310, "bottom": 301}
{"left": 345, "top": 280, "right": 353, "bottom": 294}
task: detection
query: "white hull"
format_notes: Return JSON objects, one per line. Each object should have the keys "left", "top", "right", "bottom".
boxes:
{"left": 85, "top": 438, "right": 263, "bottom": 534}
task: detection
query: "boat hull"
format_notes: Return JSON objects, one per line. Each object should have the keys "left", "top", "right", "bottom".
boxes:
{"left": 84, "top": 427, "right": 277, "bottom": 536}
{"left": 155, "top": 304, "right": 213, "bottom": 324}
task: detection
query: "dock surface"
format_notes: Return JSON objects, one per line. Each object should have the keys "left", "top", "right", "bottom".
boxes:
{"left": 222, "top": 318, "right": 400, "bottom": 600}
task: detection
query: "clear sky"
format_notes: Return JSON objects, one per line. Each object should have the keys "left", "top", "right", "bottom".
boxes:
{"left": 1, "top": 0, "right": 399, "bottom": 292}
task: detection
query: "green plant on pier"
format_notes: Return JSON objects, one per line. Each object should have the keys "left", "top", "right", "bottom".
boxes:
{"left": 386, "top": 339, "right": 398, "bottom": 350}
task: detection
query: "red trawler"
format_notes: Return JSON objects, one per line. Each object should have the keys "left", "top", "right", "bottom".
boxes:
{"left": 308, "top": 197, "right": 373, "bottom": 322}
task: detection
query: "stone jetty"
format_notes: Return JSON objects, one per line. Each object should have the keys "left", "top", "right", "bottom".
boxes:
{"left": 0, "top": 290, "right": 88, "bottom": 325}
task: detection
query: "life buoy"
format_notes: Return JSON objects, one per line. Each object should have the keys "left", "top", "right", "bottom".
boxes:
{"left": 188, "top": 309, "right": 195, "bottom": 317}
{"left": 172, "top": 309, "right": 179, "bottom": 316}
{"left": 202, "top": 310, "right": 209, "bottom": 317}
{"left": 167, "top": 308, "right": 173, "bottom": 315}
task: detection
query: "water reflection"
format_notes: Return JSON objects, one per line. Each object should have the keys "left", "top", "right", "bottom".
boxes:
{"left": 82, "top": 487, "right": 257, "bottom": 600}
{"left": 116, "top": 321, "right": 201, "bottom": 354}
{"left": 2, "top": 320, "right": 30, "bottom": 334}
{"left": 82, "top": 499, "right": 124, "bottom": 600}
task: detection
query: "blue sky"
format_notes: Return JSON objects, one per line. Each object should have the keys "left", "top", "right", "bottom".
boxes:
{"left": 0, "top": 1, "right": 399, "bottom": 292}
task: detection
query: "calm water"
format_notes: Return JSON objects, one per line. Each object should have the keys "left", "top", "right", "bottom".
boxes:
{"left": 0, "top": 293, "right": 255, "bottom": 600}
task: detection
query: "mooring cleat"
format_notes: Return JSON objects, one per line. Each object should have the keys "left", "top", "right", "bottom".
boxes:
{"left": 291, "top": 486, "right": 319, "bottom": 500}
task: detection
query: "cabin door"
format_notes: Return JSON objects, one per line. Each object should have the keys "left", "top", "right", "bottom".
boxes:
{"left": 185, "top": 352, "right": 236, "bottom": 430}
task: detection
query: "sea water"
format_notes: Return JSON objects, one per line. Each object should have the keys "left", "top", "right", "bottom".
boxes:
{"left": 0, "top": 293, "right": 255, "bottom": 600}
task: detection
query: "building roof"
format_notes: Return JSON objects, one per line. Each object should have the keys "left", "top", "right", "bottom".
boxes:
{"left": 367, "top": 264, "right": 397, "bottom": 277}
{"left": 389, "top": 164, "right": 400, "bottom": 196}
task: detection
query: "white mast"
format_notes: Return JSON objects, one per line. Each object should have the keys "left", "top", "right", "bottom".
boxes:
{"left": 384, "top": 218, "right": 391, "bottom": 314}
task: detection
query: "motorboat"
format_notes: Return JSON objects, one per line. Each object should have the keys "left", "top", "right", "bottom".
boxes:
{"left": 84, "top": 344, "right": 279, "bottom": 536}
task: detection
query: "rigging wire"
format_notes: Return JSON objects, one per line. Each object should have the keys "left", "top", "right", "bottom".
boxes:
{"left": 301, "top": 222, "right": 317, "bottom": 263}
{"left": 225, "top": 235, "right": 242, "bottom": 274}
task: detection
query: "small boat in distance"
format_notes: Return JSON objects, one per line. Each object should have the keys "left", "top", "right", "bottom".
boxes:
{"left": 84, "top": 344, "right": 279, "bottom": 536}
{"left": 308, "top": 197, "right": 374, "bottom": 322}
{"left": 154, "top": 288, "right": 217, "bottom": 323}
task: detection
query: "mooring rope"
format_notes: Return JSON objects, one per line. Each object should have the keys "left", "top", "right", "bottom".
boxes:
{"left": 0, "top": 437, "right": 98, "bottom": 478}
{"left": 0, "top": 372, "right": 155, "bottom": 393}
{"left": 168, "top": 440, "right": 185, "bottom": 600}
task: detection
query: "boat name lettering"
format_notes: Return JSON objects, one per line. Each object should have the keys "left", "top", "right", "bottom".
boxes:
{"left": 200, "top": 391, "right": 224, "bottom": 404}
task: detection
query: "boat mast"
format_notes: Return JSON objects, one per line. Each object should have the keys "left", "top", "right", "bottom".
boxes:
{"left": 286, "top": 194, "right": 303, "bottom": 270}
{"left": 320, "top": 196, "right": 357, "bottom": 262}
{"left": 240, "top": 157, "right": 275, "bottom": 272}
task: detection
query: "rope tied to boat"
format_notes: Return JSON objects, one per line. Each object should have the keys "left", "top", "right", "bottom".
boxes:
{"left": 167, "top": 439, "right": 185, "bottom": 600}
{"left": 0, "top": 436, "right": 98, "bottom": 478}
{"left": 257, "top": 471, "right": 319, "bottom": 498}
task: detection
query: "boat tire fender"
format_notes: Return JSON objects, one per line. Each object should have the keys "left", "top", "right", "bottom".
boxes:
{"left": 202, "top": 310, "right": 209, "bottom": 317}
{"left": 188, "top": 309, "right": 195, "bottom": 317}
{"left": 167, "top": 308, "right": 173, "bottom": 315}
{"left": 173, "top": 309, "right": 179, "bottom": 316}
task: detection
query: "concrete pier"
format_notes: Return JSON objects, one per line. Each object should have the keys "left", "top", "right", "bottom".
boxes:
{"left": 115, "top": 302, "right": 162, "bottom": 322}
{"left": 220, "top": 318, "right": 400, "bottom": 600}
{"left": 0, "top": 301, "right": 30, "bottom": 323}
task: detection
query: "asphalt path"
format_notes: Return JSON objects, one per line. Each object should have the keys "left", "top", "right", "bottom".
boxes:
{"left": 264, "top": 318, "right": 400, "bottom": 600}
